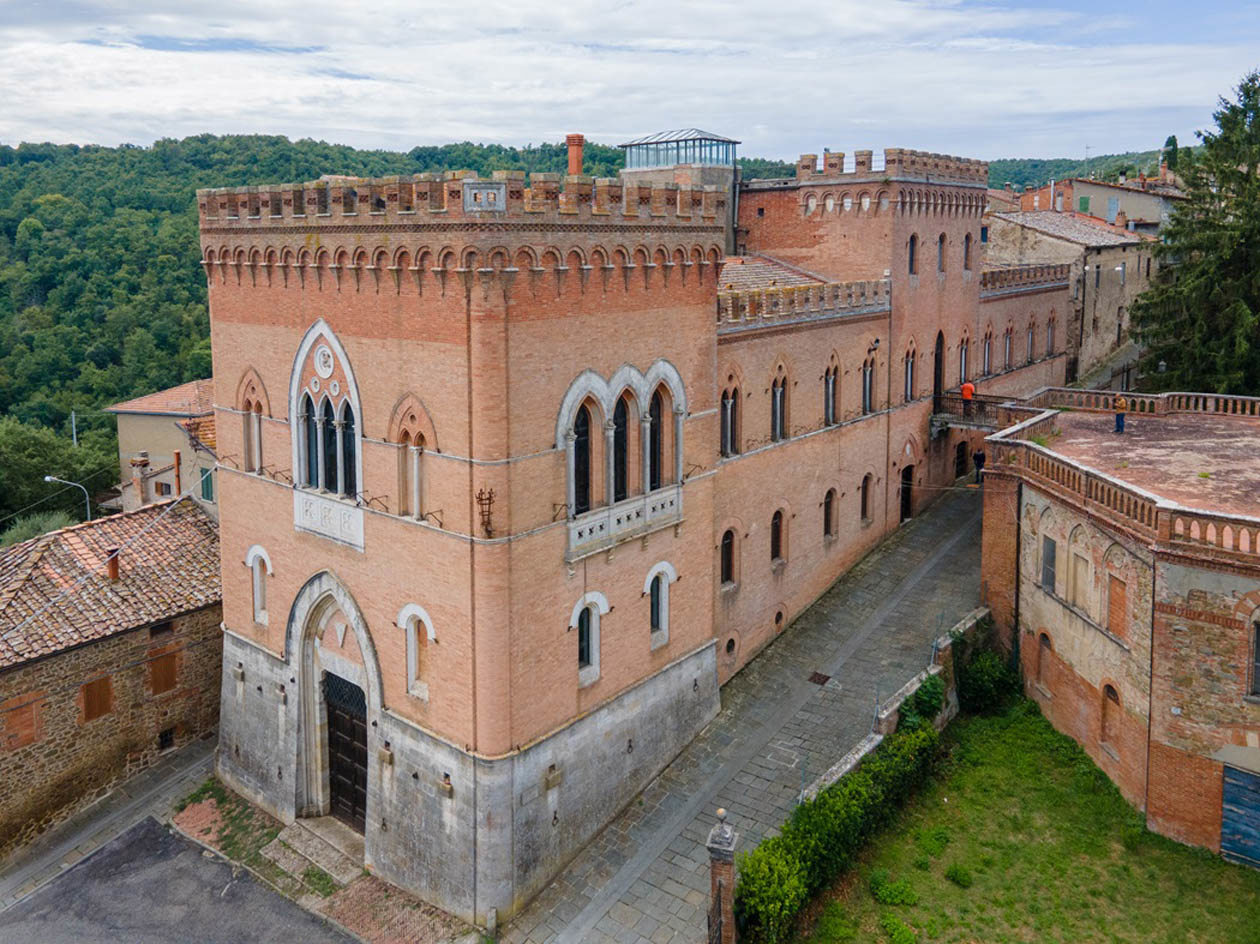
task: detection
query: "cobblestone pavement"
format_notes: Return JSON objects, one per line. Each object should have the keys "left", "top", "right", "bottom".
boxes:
{"left": 503, "top": 487, "right": 983, "bottom": 944}
{"left": 0, "top": 737, "right": 214, "bottom": 911}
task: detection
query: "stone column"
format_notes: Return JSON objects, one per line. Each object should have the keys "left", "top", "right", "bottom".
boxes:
{"left": 603, "top": 420, "right": 616, "bottom": 505}
{"left": 333, "top": 420, "right": 346, "bottom": 495}
{"left": 564, "top": 430, "right": 576, "bottom": 516}
{"left": 314, "top": 416, "right": 326, "bottom": 490}
{"left": 640, "top": 414, "right": 653, "bottom": 493}
{"left": 409, "top": 445, "right": 422, "bottom": 518}
{"left": 674, "top": 407, "right": 685, "bottom": 483}
{"left": 706, "top": 808, "right": 739, "bottom": 944}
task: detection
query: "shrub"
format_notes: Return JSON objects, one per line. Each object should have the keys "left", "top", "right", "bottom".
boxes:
{"left": 869, "top": 869, "right": 918, "bottom": 906}
{"left": 900, "top": 674, "right": 946, "bottom": 730}
{"left": 912, "top": 853, "right": 931, "bottom": 871}
{"left": 734, "top": 726, "right": 939, "bottom": 942}
{"left": 944, "top": 862, "right": 973, "bottom": 888}
{"left": 879, "top": 912, "right": 918, "bottom": 944}
{"left": 916, "top": 824, "right": 950, "bottom": 858}
{"left": 733, "top": 836, "right": 808, "bottom": 944}
{"left": 958, "top": 649, "right": 1020, "bottom": 714}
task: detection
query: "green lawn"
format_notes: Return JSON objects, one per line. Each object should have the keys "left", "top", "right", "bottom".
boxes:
{"left": 797, "top": 701, "right": 1260, "bottom": 944}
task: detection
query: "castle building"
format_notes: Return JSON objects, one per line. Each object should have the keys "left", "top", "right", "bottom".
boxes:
{"left": 198, "top": 132, "right": 1068, "bottom": 924}
{"left": 981, "top": 389, "right": 1260, "bottom": 865}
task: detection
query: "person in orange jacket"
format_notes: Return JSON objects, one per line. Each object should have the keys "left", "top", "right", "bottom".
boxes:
{"left": 961, "top": 380, "right": 975, "bottom": 416}
{"left": 1114, "top": 394, "right": 1128, "bottom": 434}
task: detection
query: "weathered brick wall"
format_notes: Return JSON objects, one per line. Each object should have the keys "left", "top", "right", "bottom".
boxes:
{"left": 0, "top": 605, "right": 222, "bottom": 857}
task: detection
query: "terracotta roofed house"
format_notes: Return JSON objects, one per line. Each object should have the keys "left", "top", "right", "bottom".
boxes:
{"left": 0, "top": 498, "right": 223, "bottom": 857}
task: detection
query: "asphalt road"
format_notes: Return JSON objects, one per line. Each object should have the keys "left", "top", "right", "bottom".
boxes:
{"left": 0, "top": 816, "right": 356, "bottom": 944}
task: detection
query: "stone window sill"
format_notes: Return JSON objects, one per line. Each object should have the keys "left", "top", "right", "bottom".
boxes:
{"left": 1034, "top": 682, "right": 1052, "bottom": 700}
{"left": 823, "top": 533, "right": 837, "bottom": 547}
{"left": 771, "top": 558, "right": 787, "bottom": 574}
{"left": 650, "top": 629, "right": 669, "bottom": 652}
{"left": 1101, "top": 742, "right": 1120, "bottom": 762}
{"left": 1243, "top": 695, "right": 1260, "bottom": 707}
{"left": 720, "top": 581, "right": 739, "bottom": 595}
{"left": 408, "top": 681, "right": 430, "bottom": 702}
{"left": 578, "top": 666, "right": 600, "bottom": 689}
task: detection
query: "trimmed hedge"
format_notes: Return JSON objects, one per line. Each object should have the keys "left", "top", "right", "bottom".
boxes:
{"left": 733, "top": 725, "right": 939, "bottom": 943}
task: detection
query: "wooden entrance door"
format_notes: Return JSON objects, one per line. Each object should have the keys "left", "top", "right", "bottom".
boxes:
{"left": 324, "top": 672, "right": 367, "bottom": 833}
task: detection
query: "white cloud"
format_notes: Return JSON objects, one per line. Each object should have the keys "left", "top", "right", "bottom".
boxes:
{"left": 0, "top": 0, "right": 1253, "bottom": 159}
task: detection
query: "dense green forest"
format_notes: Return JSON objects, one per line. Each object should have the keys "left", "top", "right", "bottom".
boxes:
{"left": 987, "top": 144, "right": 1187, "bottom": 190}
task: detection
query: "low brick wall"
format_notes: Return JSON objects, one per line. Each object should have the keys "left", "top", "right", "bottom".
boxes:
{"left": 0, "top": 605, "right": 222, "bottom": 859}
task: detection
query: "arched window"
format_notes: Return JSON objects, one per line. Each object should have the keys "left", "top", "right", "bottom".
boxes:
{"left": 982, "top": 332, "right": 992, "bottom": 376}
{"left": 1027, "top": 324, "right": 1035, "bottom": 363}
{"left": 573, "top": 403, "right": 592, "bottom": 515}
{"left": 771, "top": 376, "right": 787, "bottom": 442}
{"left": 823, "top": 489, "right": 836, "bottom": 538}
{"left": 571, "top": 591, "right": 609, "bottom": 687}
{"left": 1047, "top": 318, "right": 1055, "bottom": 354}
{"left": 321, "top": 399, "right": 338, "bottom": 492}
{"left": 964, "top": 233, "right": 973, "bottom": 271}
{"left": 860, "top": 474, "right": 872, "bottom": 521}
{"left": 908, "top": 234, "right": 918, "bottom": 275}
{"left": 648, "top": 389, "right": 664, "bottom": 492}
{"left": 245, "top": 545, "right": 272, "bottom": 626}
{"left": 398, "top": 432, "right": 425, "bottom": 519}
{"left": 397, "top": 603, "right": 435, "bottom": 700}
{"left": 645, "top": 561, "right": 676, "bottom": 648}
{"left": 1102, "top": 684, "right": 1120, "bottom": 748}
{"left": 242, "top": 401, "right": 263, "bottom": 473}
{"left": 937, "top": 233, "right": 946, "bottom": 272}
{"left": 613, "top": 396, "right": 629, "bottom": 503}
{"left": 340, "top": 401, "right": 357, "bottom": 497}
{"left": 720, "top": 529, "right": 736, "bottom": 585}
{"left": 824, "top": 367, "right": 837, "bottom": 426}
{"left": 720, "top": 388, "right": 740, "bottom": 457}
{"left": 1069, "top": 528, "right": 1091, "bottom": 615}
{"left": 1004, "top": 329, "right": 1012, "bottom": 370}
{"left": 959, "top": 340, "right": 969, "bottom": 383}
{"left": 1037, "top": 633, "right": 1051, "bottom": 686}
{"left": 861, "top": 359, "right": 874, "bottom": 414}
{"left": 904, "top": 350, "right": 915, "bottom": 402}
{"left": 301, "top": 394, "right": 319, "bottom": 488}
{"left": 770, "top": 510, "right": 784, "bottom": 562}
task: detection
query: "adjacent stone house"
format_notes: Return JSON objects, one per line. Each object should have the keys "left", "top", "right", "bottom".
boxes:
{"left": 982, "top": 389, "right": 1260, "bottom": 866}
{"left": 0, "top": 499, "right": 222, "bottom": 858}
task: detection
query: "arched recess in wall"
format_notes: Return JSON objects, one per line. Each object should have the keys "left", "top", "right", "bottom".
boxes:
{"left": 287, "top": 319, "right": 364, "bottom": 497}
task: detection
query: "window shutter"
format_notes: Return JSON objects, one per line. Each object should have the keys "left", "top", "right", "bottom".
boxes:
{"left": 150, "top": 652, "right": 178, "bottom": 695}
{"left": 82, "top": 677, "right": 112, "bottom": 722}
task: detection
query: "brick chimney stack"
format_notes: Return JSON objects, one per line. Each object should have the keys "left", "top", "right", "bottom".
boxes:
{"left": 566, "top": 133, "right": 585, "bottom": 176}
{"left": 106, "top": 547, "right": 120, "bottom": 581}
{"left": 130, "top": 452, "right": 150, "bottom": 506}
{"left": 1115, "top": 210, "right": 1128, "bottom": 230}
{"left": 173, "top": 449, "right": 182, "bottom": 495}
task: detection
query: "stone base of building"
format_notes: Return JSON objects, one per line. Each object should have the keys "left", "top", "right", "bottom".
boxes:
{"left": 216, "top": 629, "right": 719, "bottom": 925}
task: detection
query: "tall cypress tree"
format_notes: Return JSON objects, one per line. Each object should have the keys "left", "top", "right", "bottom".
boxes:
{"left": 1133, "top": 71, "right": 1260, "bottom": 394}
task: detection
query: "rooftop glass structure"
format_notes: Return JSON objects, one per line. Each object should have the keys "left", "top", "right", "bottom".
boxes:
{"left": 618, "top": 129, "right": 740, "bottom": 170}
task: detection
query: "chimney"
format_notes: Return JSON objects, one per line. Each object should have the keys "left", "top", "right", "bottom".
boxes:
{"left": 1115, "top": 210, "right": 1128, "bottom": 230}
{"left": 106, "top": 547, "right": 120, "bottom": 581}
{"left": 173, "top": 449, "right": 182, "bottom": 495}
{"left": 130, "top": 452, "right": 150, "bottom": 505}
{"left": 1159, "top": 161, "right": 1168, "bottom": 182}
{"left": 1118, "top": 171, "right": 1126, "bottom": 185}
{"left": 565, "top": 133, "right": 585, "bottom": 176}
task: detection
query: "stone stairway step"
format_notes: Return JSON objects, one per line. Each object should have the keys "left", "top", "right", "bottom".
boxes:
{"left": 273, "top": 820, "right": 362, "bottom": 886}
{"left": 260, "top": 836, "right": 314, "bottom": 879}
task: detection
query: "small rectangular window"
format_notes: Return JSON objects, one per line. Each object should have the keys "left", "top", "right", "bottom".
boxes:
{"left": 149, "top": 621, "right": 173, "bottom": 640}
{"left": 1107, "top": 576, "right": 1127, "bottom": 639}
{"left": 82, "top": 677, "right": 112, "bottom": 722}
{"left": 150, "top": 652, "right": 177, "bottom": 695}
{"left": 1041, "top": 537, "right": 1057, "bottom": 591}
{"left": 155, "top": 481, "right": 172, "bottom": 496}
{"left": 158, "top": 727, "right": 175, "bottom": 751}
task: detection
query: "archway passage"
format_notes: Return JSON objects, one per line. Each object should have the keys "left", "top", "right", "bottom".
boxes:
{"left": 324, "top": 672, "right": 368, "bottom": 833}
{"left": 900, "top": 466, "right": 914, "bottom": 522}
{"left": 933, "top": 331, "right": 945, "bottom": 413}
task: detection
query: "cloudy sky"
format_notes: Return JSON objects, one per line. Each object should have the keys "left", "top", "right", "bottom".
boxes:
{"left": 1, "top": 0, "right": 1257, "bottom": 160}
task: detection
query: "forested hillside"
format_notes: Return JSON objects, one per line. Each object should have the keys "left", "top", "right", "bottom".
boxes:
{"left": 987, "top": 146, "right": 1183, "bottom": 190}
{"left": 0, "top": 134, "right": 793, "bottom": 526}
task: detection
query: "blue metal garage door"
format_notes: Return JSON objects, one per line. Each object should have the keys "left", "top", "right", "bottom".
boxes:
{"left": 1222, "top": 766, "right": 1260, "bottom": 868}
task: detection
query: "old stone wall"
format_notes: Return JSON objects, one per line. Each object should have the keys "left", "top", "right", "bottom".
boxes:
{"left": 0, "top": 605, "right": 222, "bottom": 857}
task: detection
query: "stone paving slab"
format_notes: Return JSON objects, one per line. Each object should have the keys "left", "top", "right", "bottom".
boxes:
{"left": 502, "top": 488, "right": 983, "bottom": 944}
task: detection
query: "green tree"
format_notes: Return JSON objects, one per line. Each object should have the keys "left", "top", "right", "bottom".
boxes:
{"left": 1164, "top": 134, "right": 1180, "bottom": 170}
{"left": 0, "top": 417, "right": 115, "bottom": 523}
{"left": 1, "top": 510, "right": 75, "bottom": 546}
{"left": 1132, "top": 71, "right": 1260, "bottom": 394}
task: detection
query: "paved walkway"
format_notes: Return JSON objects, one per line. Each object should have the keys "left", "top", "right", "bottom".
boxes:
{"left": 0, "top": 737, "right": 214, "bottom": 911}
{"left": 503, "top": 487, "right": 983, "bottom": 944}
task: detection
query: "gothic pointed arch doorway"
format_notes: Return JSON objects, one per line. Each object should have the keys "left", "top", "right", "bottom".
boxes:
{"left": 285, "top": 572, "right": 383, "bottom": 835}
{"left": 933, "top": 331, "right": 945, "bottom": 413}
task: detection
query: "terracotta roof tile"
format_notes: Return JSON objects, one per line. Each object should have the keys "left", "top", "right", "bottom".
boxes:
{"left": 183, "top": 414, "right": 218, "bottom": 453}
{"left": 108, "top": 379, "right": 214, "bottom": 417}
{"left": 719, "top": 255, "right": 823, "bottom": 292}
{"left": 0, "top": 499, "right": 220, "bottom": 669}
{"left": 991, "top": 211, "right": 1152, "bottom": 247}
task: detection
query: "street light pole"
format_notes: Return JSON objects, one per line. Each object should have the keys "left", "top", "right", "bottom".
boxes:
{"left": 44, "top": 475, "right": 91, "bottom": 521}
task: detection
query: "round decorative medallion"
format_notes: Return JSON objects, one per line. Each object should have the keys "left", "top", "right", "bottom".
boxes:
{"left": 310, "top": 378, "right": 321, "bottom": 393}
{"left": 314, "top": 344, "right": 335, "bottom": 379}
{"left": 329, "top": 381, "right": 341, "bottom": 396}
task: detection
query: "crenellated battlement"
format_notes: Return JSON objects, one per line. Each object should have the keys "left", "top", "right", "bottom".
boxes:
{"left": 979, "top": 263, "right": 1071, "bottom": 297}
{"left": 197, "top": 170, "right": 727, "bottom": 229}
{"left": 790, "top": 148, "right": 988, "bottom": 186}
{"left": 716, "top": 279, "right": 891, "bottom": 335}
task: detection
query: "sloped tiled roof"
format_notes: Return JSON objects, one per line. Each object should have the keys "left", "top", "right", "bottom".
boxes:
{"left": 183, "top": 414, "right": 218, "bottom": 454}
{"left": 108, "top": 379, "right": 214, "bottom": 417}
{"left": 991, "top": 211, "right": 1150, "bottom": 247}
{"left": 719, "top": 255, "right": 823, "bottom": 292}
{"left": 0, "top": 499, "right": 220, "bottom": 670}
